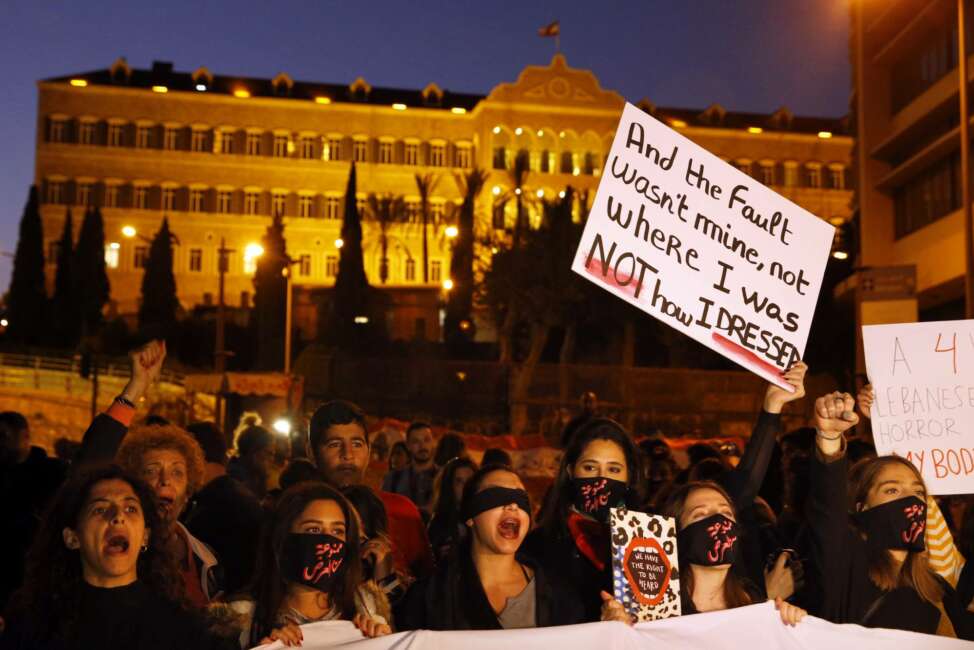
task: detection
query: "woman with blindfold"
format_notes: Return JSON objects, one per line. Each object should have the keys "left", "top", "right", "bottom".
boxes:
{"left": 397, "top": 464, "right": 621, "bottom": 630}
{"left": 228, "top": 482, "right": 390, "bottom": 648}
{"left": 809, "top": 391, "right": 974, "bottom": 639}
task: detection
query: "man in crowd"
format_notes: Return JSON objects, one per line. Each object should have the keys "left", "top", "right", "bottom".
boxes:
{"left": 309, "top": 400, "right": 434, "bottom": 581}
{"left": 382, "top": 421, "right": 436, "bottom": 514}
{"left": 228, "top": 424, "right": 275, "bottom": 499}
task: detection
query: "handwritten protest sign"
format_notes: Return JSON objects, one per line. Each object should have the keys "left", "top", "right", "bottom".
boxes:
{"left": 571, "top": 103, "right": 834, "bottom": 389}
{"left": 863, "top": 320, "right": 974, "bottom": 494}
{"left": 610, "top": 507, "right": 681, "bottom": 621}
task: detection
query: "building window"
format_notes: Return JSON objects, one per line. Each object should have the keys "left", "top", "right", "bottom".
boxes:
{"left": 108, "top": 123, "right": 124, "bottom": 147}
{"left": 273, "top": 135, "right": 288, "bottom": 158}
{"left": 48, "top": 118, "right": 68, "bottom": 143}
{"left": 493, "top": 147, "right": 507, "bottom": 170}
{"left": 806, "top": 166, "right": 822, "bottom": 188}
{"left": 191, "top": 129, "right": 208, "bottom": 152}
{"left": 404, "top": 143, "right": 419, "bottom": 165}
{"left": 378, "top": 141, "right": 393, "bottom": 163}
{"left": 891, "top": 21, "right": 958, "bottom": 113}
{"left": 405, "top": 258, "right": 415, "bottom": 281}
{"left": 894, "top": 151, "right": 960, "bottom": 238}
{"left": 104, "top": 185, "right": 120, "bottom": 208}
{"left": 246, "top": 132, "right": 261, "bottom": 156}
{"left": 783, "top": 164, "right": 798, "bottom": 187}
{"left": 326, "top": 255, "right": 338, "bottom": 278}
{"left": 189, "top": 248, "right": 203, "bottom": 272}
{"left": 244, "top": 191, "right": 260, "bottom": 215}
{"left": 76, "top": 182, "right": 93, "bottom": 207}
{"left": 217, "top": 190, "right": 233, "bottom": 214}
{"left": 163, "top": 127, "right": 179, "bottom": 151}
{"left": 189, "top": 189, "right": 206, "bottom": 212}
{"left": 583, "top": 152, "right": 596, "bottom": 175}
{"left": 353, "top": 139, "right": 368, "bottom": 162}
{"left": 325, "top": 137, "right": 341, "bottom": 161}
{"left": 298, "top": 254, "right": 311, "bottom": 277}
{"left": 356, "top": 197, "right": 368, "bottom": 215}
{"left": 162, "top": 187, "right": 176, "bottom": 212}
{"left": 540, "top": 150, "right": 552, "bottom": 173}
{"left": 136, "top": 126, "right": 152, "bottom": 149}
{"left": 455, "top": 145, "right": 471, "bottom": 169}
{"left": 272, "top": 192, "right": 287, "bottom": 217}
{"left": 134, "top": 186, "right": 149, "bottom": 209}
{"left": 298, "top": 195, "right": 313, "bottom": 218}
{"left": 430, "top": 144, "right": 445, "bottom": 167}
{"left": 430, "top": 202, "right": 445, "bottom": 221}
{"left": 219, "top": 130, "right": 234, "bottom": 154}
{"left": 760, "top": 164, "right": 775, "bottom": 186}
{"left": 325, "top": 196, "right": 341, "bottom": 220}
{"left": 203, "top": 293, "right": 213, "bottom": 306}
{"left": 405, "top": 200, "right": 420, "bottom": 223}
{"left": 134, "top": 246, "right": 149, "bottom": 269}
{"left": 298, "top": 136, "right": 315, "bottom": 160}
{"left": 560, "top": 151, "right": 574, "bottom": 174}
{"left": 104, "top": 244, "right": 119, "bottom": 269}
{"left": 429, "top": 260, "right": 442, "bottom": 282}
{"left": 47, "top": 180, "right": 65, "bottom": 204}
{"left": 79, "top": 121, "right": 96, "bottom": 145}
{"left": 829, "top": 166, "right": 845, "bottom": 190}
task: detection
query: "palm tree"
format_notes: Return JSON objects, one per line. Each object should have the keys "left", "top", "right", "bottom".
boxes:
{"left": 365, "top": 193, "right": 407, "bottom": 284}
{"left": 414, "top": 173, "right": 441, "bottom": 284}
{"left": 446, "top": 168, "right": 489, "bottom": 343}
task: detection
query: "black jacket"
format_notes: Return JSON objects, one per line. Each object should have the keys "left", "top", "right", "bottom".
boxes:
{"left": 808, "top": 451, "right": 974, "bottom": 639}
{"left": 396, "top": 549, "right": 585, "bottom": 630}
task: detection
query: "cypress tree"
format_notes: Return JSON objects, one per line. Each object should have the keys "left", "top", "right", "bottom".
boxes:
{"left": 328, "top": 163, "right": 371, "bottom": 344}
{"left": 7, "top": 186, "right": 47, "bottom": 344}
{"left": 74, "top": 207, "right": 110, "bottom": 336}
{"left": 138, "top": 217, "right": 179, "bottom": 336}
{"left": 51, "top": 208, "right": 81, "bottom": 346}
{"left": 253, "top": 212, "right": 288, "bottom": 370}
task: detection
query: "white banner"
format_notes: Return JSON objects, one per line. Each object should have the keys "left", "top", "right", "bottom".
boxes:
{"left": 863, "top": 319, "right": 974, "bottom": 494}
{"left": 571, "top": 103, "right": 834, "bottom": 390}
{"left": 251, "top": 602, "right": 968, "bottom": 649}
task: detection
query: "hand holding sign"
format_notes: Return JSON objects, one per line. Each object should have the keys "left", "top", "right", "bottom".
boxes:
{"left": 763, "top": 362, "right": 808, "bottom": 412}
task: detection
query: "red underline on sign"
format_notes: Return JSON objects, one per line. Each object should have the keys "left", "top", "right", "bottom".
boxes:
{"left": 584, "top": 257, "right": 640, "bottom": 298}
{"left": 711, "top": 332, "right": 786, "bottom": 382}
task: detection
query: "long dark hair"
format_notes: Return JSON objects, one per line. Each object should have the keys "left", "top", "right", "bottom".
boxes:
{"left": 663, "top": 481, "right": 754, "bottom": 610}
{"left": 538, "top": 417, "right": 644, "bottom": 539}
{"left": 6, "top": 464, "right": 184, "bottom": 642}
{"left": 432, "top": 457, "right": 479, "bottom": 524}
{"left": 250, "top": 481, "right": 363, "bottom": 642}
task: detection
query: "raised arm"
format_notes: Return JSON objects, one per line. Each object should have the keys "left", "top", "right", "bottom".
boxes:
{"left": 75, "top": 340, "right": 166, "bottom": 467}
{"left": 723, "top": 362, "right": 807, "bottom": 511}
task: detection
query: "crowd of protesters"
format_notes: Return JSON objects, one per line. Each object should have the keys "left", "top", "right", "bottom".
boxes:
{"left": 1, "top": 341, "right": 973, "bottom": 648}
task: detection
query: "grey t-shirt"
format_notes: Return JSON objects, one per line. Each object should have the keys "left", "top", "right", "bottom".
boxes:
{"left": 497, "top": 577, "right": 537, "bottom": 630}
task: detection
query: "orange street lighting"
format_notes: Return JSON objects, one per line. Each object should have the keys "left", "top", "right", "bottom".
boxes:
{"left": 515, "top": 127, "right": 523, "bottom": 135}
{"left": 392, "top": 103, "right": 407, "bottom": 111}
{"left": 121, "top": 225, "right": 137, "bottom": 238}
{"left": 70, "top": 79, "right": 88, "bottom": 87}
{"left": 536, "top": 189, "right": 544, "bottom": 198}
{"left": 233, "top": 88, "right": 251, "bottom": 98}
{"left": 315, "top": 96, "right": 332, "bottom": 104}
{"left": 536, "top": 129, "right": 544, "bottom": 136}
{"left": 818, "top": 131, "right": 833, "bottom": 139}
{"left": 244, "top": 243, "right": 264, "bottom": 258}
{"left": 195, "top": 83, "right": 207, "bottom": 91}
{"left": 442, "top": 278, "right": 454, "bottom": 291}
{"left": 334, "top": 238, "right": 344, "bottom": 249}
{"left": 747, "top": 126, "right": 763, "bottom": 134}
{"left": 451, "top": 107, "right": 467, "bottom": 114}
{"left": 445, "top": 225, "right": 459, "bottom": 238}
{"left": 492, "top": 186, "right": 501, "bottom": 196}
{"left": 492, "top": 126, "right": 501, "bottom": 134}
{"left": 152, "top": 86, "right": 168, "bottom": 94}
{"left": 109, "top": 242, "right": 121, "bottom": 250}
{"left": 670, "top": 119, "right": 687, "bottom": 128}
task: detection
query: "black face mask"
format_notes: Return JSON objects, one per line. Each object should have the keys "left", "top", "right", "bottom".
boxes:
{"left": 282, "top": 533, "right": 347, "bottom": 592}
{"left": 678, "top": 513, "right": 740, "bottom": 566}
{"left": 855, "top": 495, "right": 926, "bottom": 552}
{"left": 571, "top": 476, "right": 628, "bottom": 522}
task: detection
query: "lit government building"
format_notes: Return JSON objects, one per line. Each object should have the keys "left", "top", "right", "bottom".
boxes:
{"left": 35, "top": 55, "right": 852, "bottom": 341}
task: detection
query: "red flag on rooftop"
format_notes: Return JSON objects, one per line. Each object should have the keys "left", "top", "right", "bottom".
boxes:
{"left": 538, "top": 20, "right": 560, "bottom": 37}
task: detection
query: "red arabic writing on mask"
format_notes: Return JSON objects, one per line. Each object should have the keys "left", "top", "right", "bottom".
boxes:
{"left": 303, "top": 541, "right": 344, "bottom": 583}
{"left": 901, "top": 503, "right": 926, "bottom": 545}
{"left": 581, "top": 479, "right": 610, "bottom": 513}
{"left": 706, "top": 519, "right": 737, "bottom": 563}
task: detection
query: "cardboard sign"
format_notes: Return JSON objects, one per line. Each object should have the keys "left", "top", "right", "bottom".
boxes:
{"left": 863, "top": 320, "right": 974, "bottom": 494}
{"left": 610, "top": 507, "right": 681, "bottom": 621}
{"left": 571, "top": 102, "right": 834, "bottom": 390}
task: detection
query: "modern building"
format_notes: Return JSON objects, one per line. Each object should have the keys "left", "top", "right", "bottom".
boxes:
{"left": 35, "top": 54, "right": 852, "bottom": 342}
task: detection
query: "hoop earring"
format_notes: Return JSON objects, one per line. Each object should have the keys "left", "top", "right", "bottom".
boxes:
{"left": 141, "top": 544, "right": 149, "bottom": 553}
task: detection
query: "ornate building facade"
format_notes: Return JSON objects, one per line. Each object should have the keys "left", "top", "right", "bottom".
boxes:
{"left": 35, "top": 54, "right": 852, "bottom": 341}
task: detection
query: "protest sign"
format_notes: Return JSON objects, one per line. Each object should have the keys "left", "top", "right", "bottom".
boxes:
{"left": 863, "top": 319, "right": 974, "bottom": 494}
{"left": 610, "top": 507, "right": 681, "bottom": 621}
{"left": 571, "top": 102, "right": 834, "bottom": 389}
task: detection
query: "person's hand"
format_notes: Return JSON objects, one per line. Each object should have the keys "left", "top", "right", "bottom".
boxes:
{"left": 259, "top": 621, "right": 303, "bottom": 646}
{"left": 599, "top": 590, "right": 633, "bottom": 625}
{"left": 857, "top": 384, "right": 875, "bottom": 420}
{"left": 764, "top": 362, "right": 808, "bottom": 413}
{"left": 352, "top": 613, "right": 391, "bottom": 638}
{"left": 774, "top": 597, "right": 806, "bottom": 626}
{"left": 764, "top": 552, "right": 799, "bottom": 601}
{"left": 120, "top": 340, "right": 167, "bottom": 404}
{"left": 361, "top": 537, "right": 394, "bottom": 582}
{"left": 813, "top": 392, "right": 858, "bottom": 456}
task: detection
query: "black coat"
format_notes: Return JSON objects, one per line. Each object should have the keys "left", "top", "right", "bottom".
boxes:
{"left": 808, "top": 451, "right": 974, "bottom": 639}
{"left": 396, "top": 548, "right": 585, "bottom": 630}
{"left": 520, "top": 525, "right": 609, "bottom": 622}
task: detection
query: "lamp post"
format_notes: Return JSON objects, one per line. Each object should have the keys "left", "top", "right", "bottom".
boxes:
{"left": 215, "top": 238, "right": 235, "bottom": 436}
{"left": 284, "top": 262, "right": 294, "bottom": 375}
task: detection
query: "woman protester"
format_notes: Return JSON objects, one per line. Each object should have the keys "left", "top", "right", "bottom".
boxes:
{"left": 229, "top": 482, "right": 390, "bottom": 648}
{"left": 0, "top": 465, "right": 230, "bottom": 650}
{"left": 398, "top": 464, "right": 624, "bottom": 630}
{"left": 427, "top": 457, "right": 479, "bottom": 563}
{"left": 809, "top": 391, "right": 974, "bottom": 639}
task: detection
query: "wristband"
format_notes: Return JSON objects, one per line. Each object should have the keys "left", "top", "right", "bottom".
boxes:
{"left": 815, "top": 428, "right": 842, "bottom": 441}
{"left": 114, "top": 395, "right": 136, "bottom": 408}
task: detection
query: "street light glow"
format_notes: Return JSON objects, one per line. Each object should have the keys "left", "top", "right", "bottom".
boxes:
{"left": 492, "top": 126, "right": 501, "bottom": 134}
{"left": 832, "top": 250, "right": 849, "bottom": 260}
{"left": 272, "top": 418, "right": 291, "bottom": 436}
{"left": 747, "top": 126, "right": 763, "bottom": 134}
{"left": 492, "top": 186, "right": 501, "bottom": 196}
{"left": 70, "top": 79, "right": 88, "bottom": 87}
{"left": 445, "top": 225, "right": 459, "bottom": 238}
{"left": 233, "top": 88, "right": 251, "bottom": 98}
{"left": 122, "top": 225, "right": 137, "bottom": 238}
{"left": 315, "top": 96, "right": 332, "bottom": 104}
{"left": 451, "top": 107, "right": 467, "bottom": 114}
{"left": 245, "top": 243, "right": 264, "bottom": 259}
{"left": 334, "top": 238, "right": 344, "bottom": 249}
{"left": 558, "top": 190, "right": 566, "bottom": 199}
{"left": 515, "top": 127, "right": 523, "bottom": 136}
{"left": 152, "top": 86, "right": 168, "bottom": 94}
{"left": 195, "top": 84, "right": 207, "bottom": 92}
{"left": 392, "top": 103, "right": 407, "bottom": 111}
{"left": 818, "top": 131, "right": 833, "bottom": 139}
{"left": 109, "top": 242, "right": 120, "bottom": 250}
{"left": 670, "top": 119, "right": 687, "bottom": 128}
{"left": 442, "top": 278, "right": 454, "bottom": 291}
{"left": 354, "top": 316, "right": 369, "bottom": 324}
{"left": 536, "top": 189, "right": 544, "bottom": 198}
{"left": 1, "top": 319, "right": 9, "bottom": 327}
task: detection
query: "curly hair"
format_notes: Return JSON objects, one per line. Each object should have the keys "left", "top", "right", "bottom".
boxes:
{"left": 116, "top": 424, "right": 206, "bottom": 496}
{"left": 5, "top": 465, "right": 186, "bottom": 642}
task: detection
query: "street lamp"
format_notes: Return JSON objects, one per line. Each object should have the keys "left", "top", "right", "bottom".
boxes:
{"left": 121, "top": 225, "right": 137, "bottom": 238}
{"left": 445, "top": 225, "right": 458, "bottom": 239}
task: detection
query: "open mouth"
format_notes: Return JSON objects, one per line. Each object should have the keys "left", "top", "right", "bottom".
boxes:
{"left": 157, "top": 496, "right": 175, "bottom": 514}
{"left": 497, "top": 517, "right": 522, "bottom": 540}
{"left": 104, "top": 533, "right": 131, "bottom": 555}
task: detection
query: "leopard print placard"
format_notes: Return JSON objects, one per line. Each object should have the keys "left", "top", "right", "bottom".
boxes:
{"left": 610, "top": 506, "right": 682, "bottom": 622}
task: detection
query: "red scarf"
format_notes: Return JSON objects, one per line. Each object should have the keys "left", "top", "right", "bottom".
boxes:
{"left": 567, "top": 511, "right": 609, "bottom": 572}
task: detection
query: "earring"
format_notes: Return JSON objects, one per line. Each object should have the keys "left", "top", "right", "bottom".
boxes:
{"left": 141, "top": 543, "right": 149, "bottom": 553}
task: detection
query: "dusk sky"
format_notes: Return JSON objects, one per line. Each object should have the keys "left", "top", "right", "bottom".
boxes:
{"left": 0, "top": 0, "right": 850, "bottom": 289}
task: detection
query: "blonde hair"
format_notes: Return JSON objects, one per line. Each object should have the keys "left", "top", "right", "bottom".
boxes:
{"left": 116, "top": 424, "right": 206, "bottom": 495}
